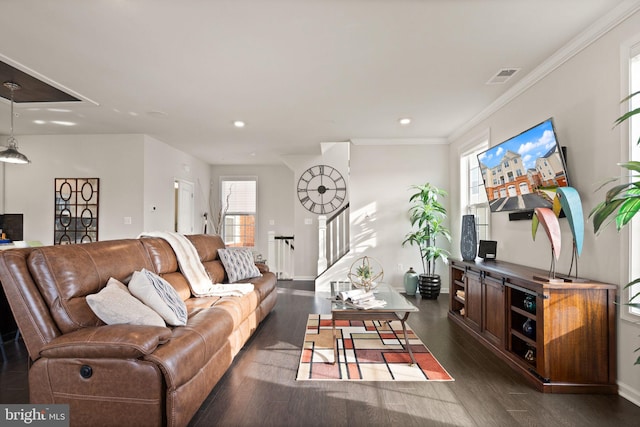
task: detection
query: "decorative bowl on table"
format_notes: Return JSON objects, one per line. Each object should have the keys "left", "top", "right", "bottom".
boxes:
{"left": 348, "top": 256, "right": 384, "bottom": 292}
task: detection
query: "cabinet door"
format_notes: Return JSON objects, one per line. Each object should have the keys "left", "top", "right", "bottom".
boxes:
{"left": 482, "top": 275, "right": 505, "bottom": 348}
{"left": 465, "top": 271, "right": 482, "bottom": 332}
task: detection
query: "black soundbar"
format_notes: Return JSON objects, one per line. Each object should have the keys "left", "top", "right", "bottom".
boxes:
{"left": 508, "top": 210, "right": 534, "bottom": 221}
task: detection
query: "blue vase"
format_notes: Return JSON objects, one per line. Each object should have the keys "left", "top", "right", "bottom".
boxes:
{"left": 403, "top": 267, "right": 419, "bottom": 296}
{"left": 524, "top": 295, "right": 536, "bottom": 314}
{"left": 522, "top": 318, "right": 535, "bottom": 338}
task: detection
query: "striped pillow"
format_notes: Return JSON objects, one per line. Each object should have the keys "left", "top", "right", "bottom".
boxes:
{"left": 218, "top": 248, "right": 262, "bottom": 283}
{"left": 86, "top": 278, "right": 166, "bottom": 327}
{"left": 129, "top": 269, "right": 188, "bottom": 326}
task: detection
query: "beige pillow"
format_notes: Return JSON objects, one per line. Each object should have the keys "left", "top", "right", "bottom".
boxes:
{"left": 129, "top": 269, "right": 188, "bottom": 326}
{"left": 86, "top": 278, "right": 166, "bottom": 327}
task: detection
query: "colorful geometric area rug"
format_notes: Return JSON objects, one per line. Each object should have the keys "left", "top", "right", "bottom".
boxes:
{"left": 297, "top": 314, "right": 454, "bottom": 381}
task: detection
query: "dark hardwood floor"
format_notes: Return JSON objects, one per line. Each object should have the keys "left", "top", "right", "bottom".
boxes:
{"left": 2, "top": 280, "right": 640, "bottom": 426}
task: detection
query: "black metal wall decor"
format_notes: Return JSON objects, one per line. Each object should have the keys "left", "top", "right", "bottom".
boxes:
{"left": 54, "top": 178, "right": 99, "bottom": 245}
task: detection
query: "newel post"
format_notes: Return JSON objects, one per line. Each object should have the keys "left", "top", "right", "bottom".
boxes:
{"left": 317, "top": 215, "right": 327, "bottom": 274}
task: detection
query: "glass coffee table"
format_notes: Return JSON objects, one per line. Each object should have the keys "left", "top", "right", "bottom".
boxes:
{"left": 330, "top": 283, "right": 419, "bottom": 365}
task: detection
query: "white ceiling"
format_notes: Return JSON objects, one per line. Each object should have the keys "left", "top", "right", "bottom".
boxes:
{"left": 0, "top": 0, "right": 635, "bottom": 165}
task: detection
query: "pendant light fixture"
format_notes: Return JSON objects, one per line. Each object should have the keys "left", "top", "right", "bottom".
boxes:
{"left": 0, "top": 81, "right": 30, "bottom": 164}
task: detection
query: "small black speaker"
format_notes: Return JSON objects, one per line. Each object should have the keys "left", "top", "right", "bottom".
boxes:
{"left": 478, "top": 240, "right": 497, "bottom": 260}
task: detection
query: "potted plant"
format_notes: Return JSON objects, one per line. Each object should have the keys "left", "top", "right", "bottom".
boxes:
{"left": 402, "top": 183, "right": 451, "bottom": 298}
{"left": 590, "top": 91, "right": 640, "bottom": 364}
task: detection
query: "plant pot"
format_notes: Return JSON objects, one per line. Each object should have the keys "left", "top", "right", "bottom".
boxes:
{"left": 419, "top": 274, "right": 441, "bottom": 299}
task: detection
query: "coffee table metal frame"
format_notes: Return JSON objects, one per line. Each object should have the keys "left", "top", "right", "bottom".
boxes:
{"left": 330, "top": 284, "right": 419, "bottom": 366}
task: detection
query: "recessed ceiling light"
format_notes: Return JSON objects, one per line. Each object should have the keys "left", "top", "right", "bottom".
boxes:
{"left": 399, "top": 118, "right": 411, "bottom": 125}
{"left": 233, "top": 120, "right": 246, "bottom": 128}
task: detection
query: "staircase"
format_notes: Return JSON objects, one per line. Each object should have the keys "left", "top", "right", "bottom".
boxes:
{"left": 317, "top": 203, "right": 350, "bottom": 277}
{"left": 268, "top": 233, "right": 295, "bottom": 280}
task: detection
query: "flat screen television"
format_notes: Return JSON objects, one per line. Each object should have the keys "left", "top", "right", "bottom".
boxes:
{"left": 477, "top": 118, "right": 569, "bottom": 215}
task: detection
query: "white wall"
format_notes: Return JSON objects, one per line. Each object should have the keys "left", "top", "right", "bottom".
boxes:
{"left": 448, "top": 10, "right": 640, "bottom": 406}
{"left": 316, "top": 142, "right": 451, "bottom": 292}
{"left": 285, "top": 142, "right": 350, "bottom": 279}
{"left": 4, "top": 134, "right": 145, "bottom": 243}
{"left": 2, "top": 133, "right": 210, "bottom": 245}
{"left": 210, "top": 164, "right": 295, "bottom": 265}
{"left": 143, "top": 135, "right": 211, "bottom": 234}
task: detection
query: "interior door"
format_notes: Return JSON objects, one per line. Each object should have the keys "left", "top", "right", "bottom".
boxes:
{"left": 175, "top": 179, "right": 194, "bottom": 234}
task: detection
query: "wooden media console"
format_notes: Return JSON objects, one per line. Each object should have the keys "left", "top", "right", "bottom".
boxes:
{"left": 449, "top": 259, "right": 617, "bottom": 393}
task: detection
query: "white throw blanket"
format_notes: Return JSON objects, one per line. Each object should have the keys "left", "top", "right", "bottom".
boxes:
{"left": 139, "top": 231, "right": 254, "bottom": 297}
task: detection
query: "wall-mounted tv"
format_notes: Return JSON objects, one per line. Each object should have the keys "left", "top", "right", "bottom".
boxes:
{"left": 477, "top": 118, "right": 569, "bottom": 215}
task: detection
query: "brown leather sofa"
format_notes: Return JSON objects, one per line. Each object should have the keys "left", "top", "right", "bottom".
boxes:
{"left": 0, "top": 234, "right": 277, "bottom": 427}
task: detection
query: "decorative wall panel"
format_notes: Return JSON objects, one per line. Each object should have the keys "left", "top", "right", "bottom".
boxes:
{"left": 54, "top": 178, "right": 99, "bottom": 245}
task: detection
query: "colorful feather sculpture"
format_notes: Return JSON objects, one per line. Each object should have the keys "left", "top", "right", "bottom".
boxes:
{"left": 532, "top": 207, "right": 562, "bottom": 261}
{"left": 552, "top": 187, "right": 584, "bottom": 257}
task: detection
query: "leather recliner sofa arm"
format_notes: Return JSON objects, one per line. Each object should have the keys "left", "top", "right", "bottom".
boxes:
{"left": 39, "top": 325, "right": 172, "bottom": 359}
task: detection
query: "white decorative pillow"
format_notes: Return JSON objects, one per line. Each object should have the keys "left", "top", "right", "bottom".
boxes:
{"left": 218, "top": 248, "right": 262, "bottom": 283}
{"left": 86, "top": 278, "right": 166, "bottom": 327}
{"left": 128, "top": 269, "right": 188, "bottom": 326}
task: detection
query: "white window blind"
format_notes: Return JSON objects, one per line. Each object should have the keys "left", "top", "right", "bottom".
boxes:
{"left": 223, "top": 180, "right": 256, "bottom": 214}
{"left": 221, "top": 178, "right": 257, "bottom": 247}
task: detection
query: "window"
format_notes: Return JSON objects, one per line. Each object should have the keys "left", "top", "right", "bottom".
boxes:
{"left": 220, "top": 177, "right": 256, "bottom": 247}
{"left": 628, "top": 45, "right": 640, "bottom": 316}
{"left": 460, "top": 133, "right": 490, "bottom": 246}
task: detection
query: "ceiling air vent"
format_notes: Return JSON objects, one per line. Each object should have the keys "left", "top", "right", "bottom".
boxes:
{"left": 486, "top": 68, "right": 521, "bottom": 85}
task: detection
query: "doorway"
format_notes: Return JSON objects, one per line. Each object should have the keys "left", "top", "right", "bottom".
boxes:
{"left": 174, "top": 179, "right": 194, "bottom": 234}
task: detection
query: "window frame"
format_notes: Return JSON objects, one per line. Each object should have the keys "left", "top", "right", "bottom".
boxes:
{"left": 459, "top": 129, "right": 491, "bottom": 249}
{"left": 620, "top": 37, "right": 640, "bottom": 322}
{"left": 219, "top": 176, "right": 257, "bottom": 248}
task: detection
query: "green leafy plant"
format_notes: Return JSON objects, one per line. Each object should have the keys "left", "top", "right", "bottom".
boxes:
{"left": 589, "top": 91, "right": 640, "bottom": 364}
{"left": 356, "top": 264, "right": 372, "bottom": 279}
{"left": 402, "top": 183, "right": 451, "bottom": 276}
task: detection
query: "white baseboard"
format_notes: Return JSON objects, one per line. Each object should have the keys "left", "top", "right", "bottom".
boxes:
{"left": 619, "top": 381, "right": 640, "bottom": 407}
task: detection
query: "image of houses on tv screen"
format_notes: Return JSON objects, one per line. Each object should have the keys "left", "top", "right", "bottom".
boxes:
{"left": 477, "top": 119, "right": 567, "bottom": 213}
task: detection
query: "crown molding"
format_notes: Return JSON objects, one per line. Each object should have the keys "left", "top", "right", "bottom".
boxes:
{"left": 350, "top": 137, "right": 448, "bottom": 146}
{"left": 448, "top": 0, "right": 640, "bottom": 143}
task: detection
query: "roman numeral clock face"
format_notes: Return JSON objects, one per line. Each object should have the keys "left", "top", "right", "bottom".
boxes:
{"left": 297, "top": 165, "right": 346, "bottom": 215}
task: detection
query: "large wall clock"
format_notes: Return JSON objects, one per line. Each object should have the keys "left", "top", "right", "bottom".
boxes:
{"left": 297, "top": 164, "right": 346, "bottom": 215}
